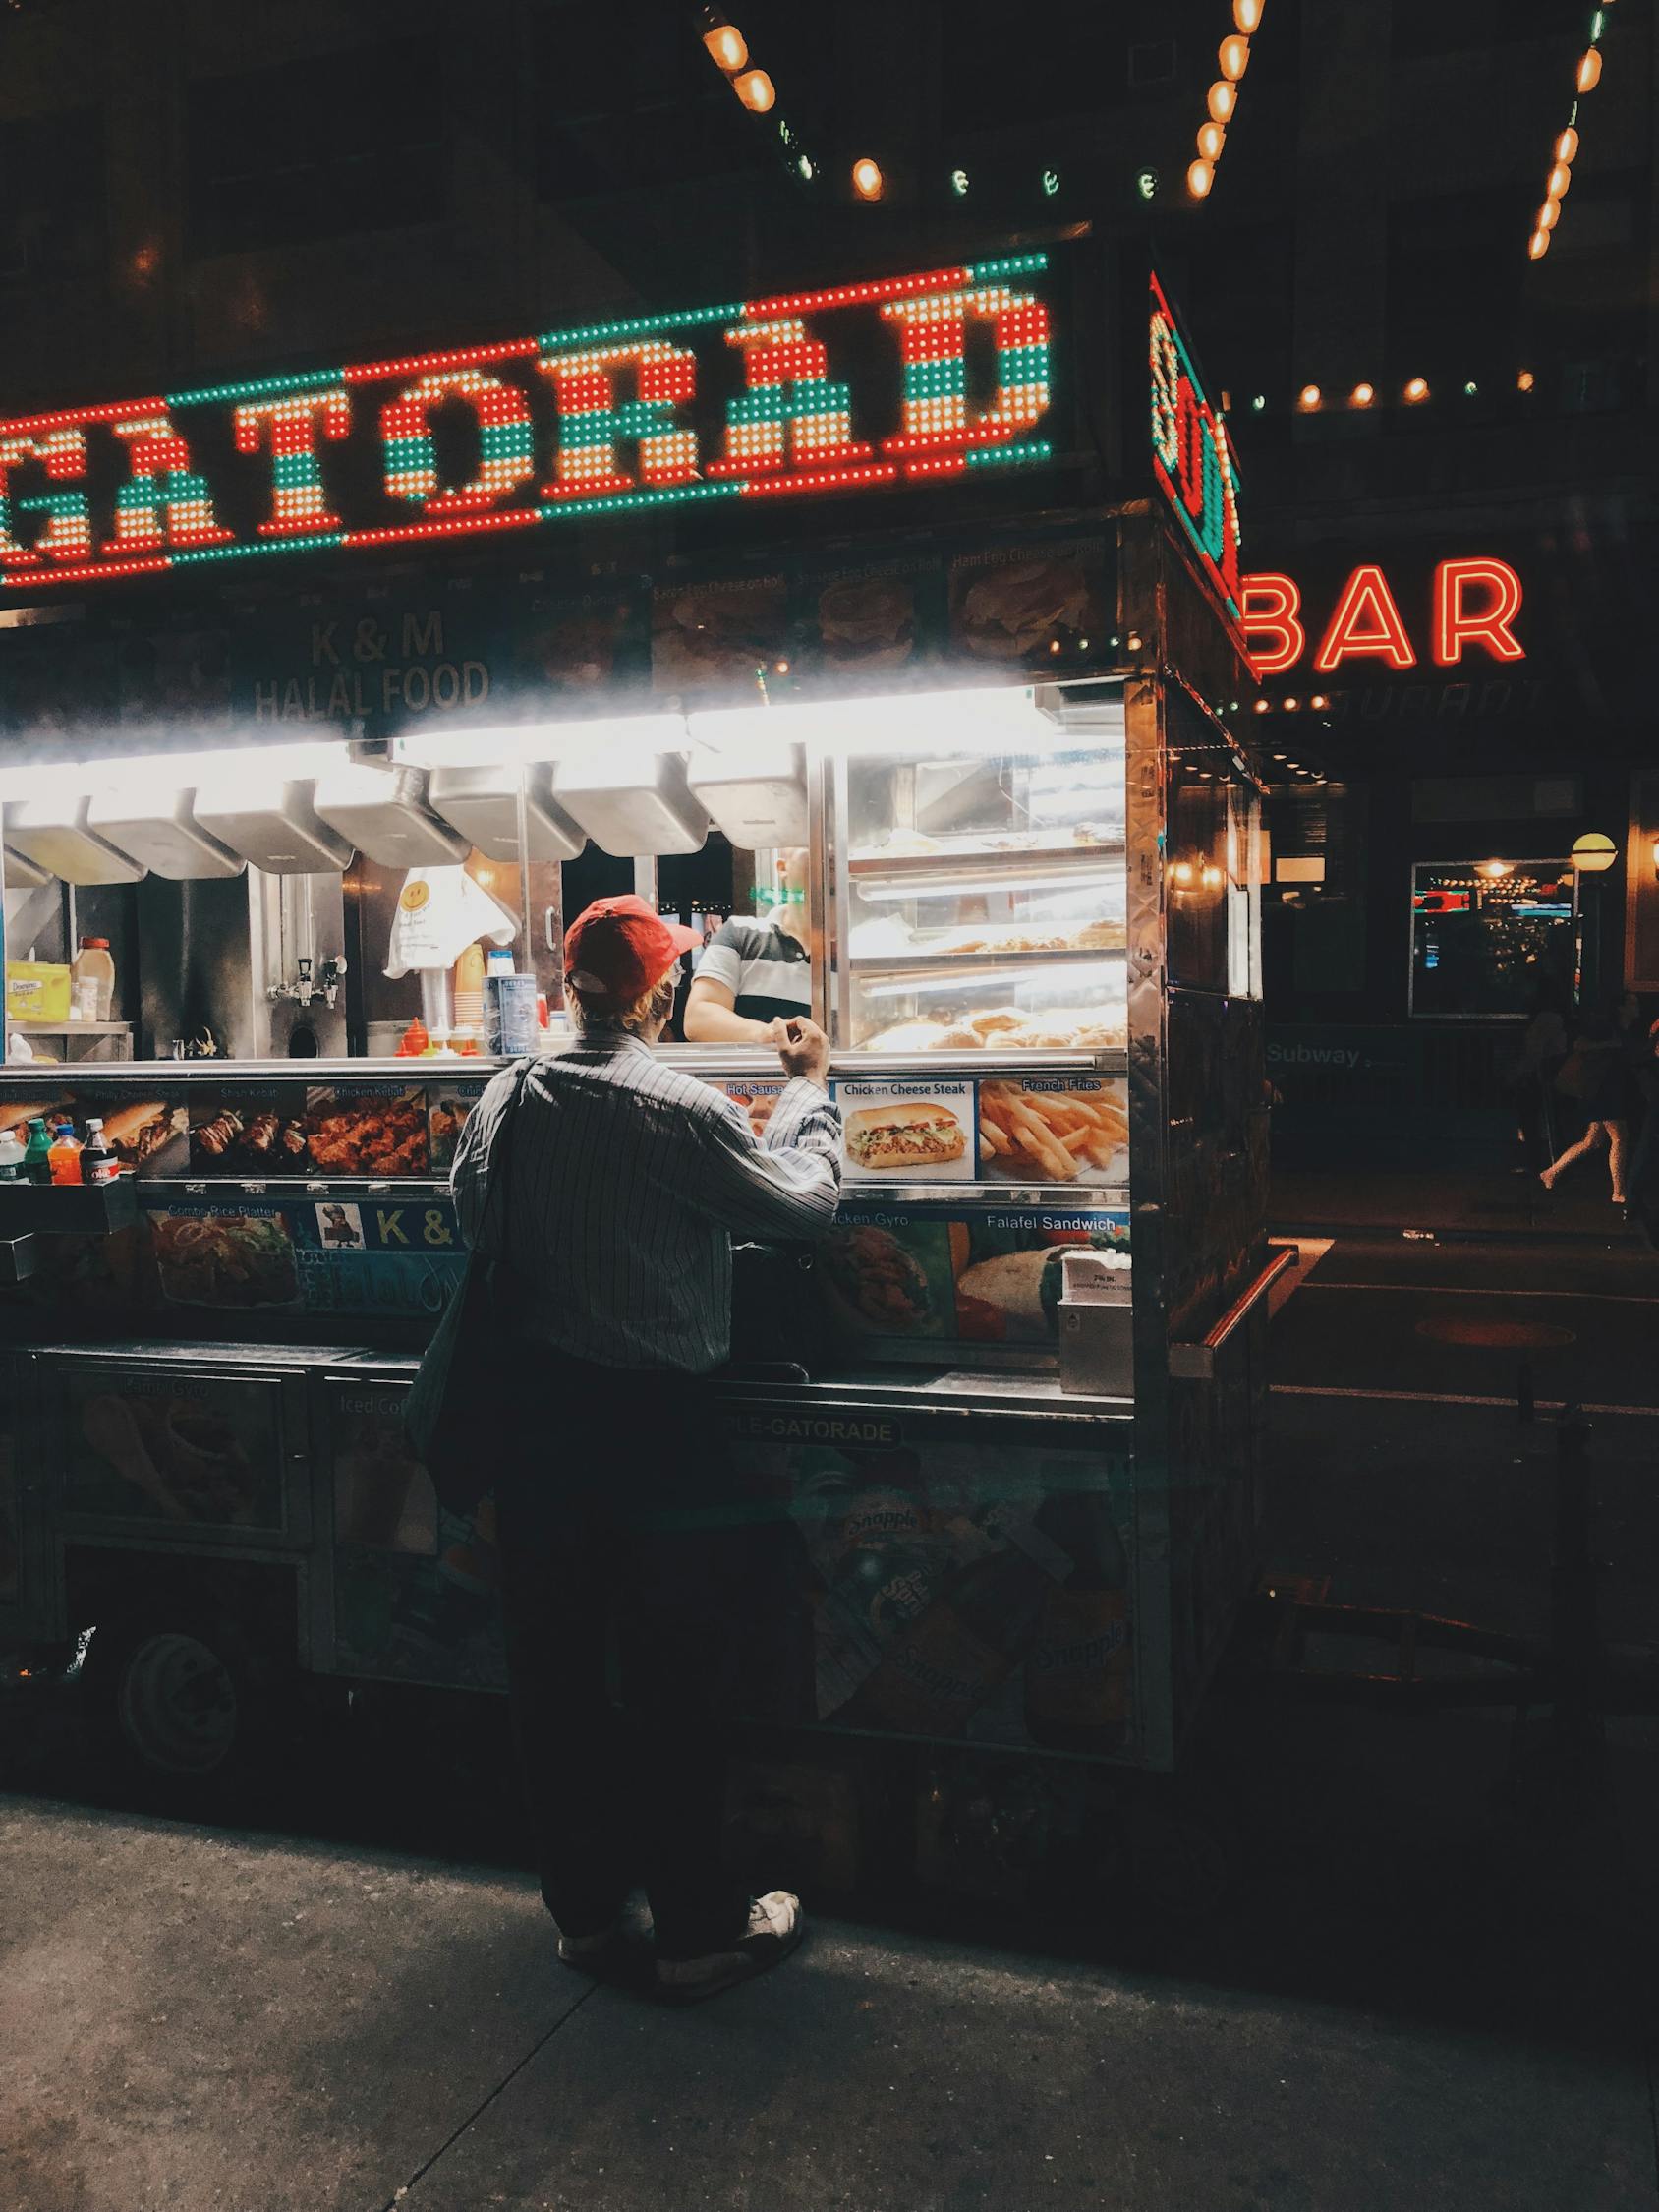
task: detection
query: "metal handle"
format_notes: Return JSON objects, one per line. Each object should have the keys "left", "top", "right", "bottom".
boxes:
{"left": 1168, "top": 1245, "right": 1297, "bottom": 1380}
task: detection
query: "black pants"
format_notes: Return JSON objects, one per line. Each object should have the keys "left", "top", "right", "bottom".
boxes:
{"left": 493, "top": 1356, "right": 753, "bottom": 1959}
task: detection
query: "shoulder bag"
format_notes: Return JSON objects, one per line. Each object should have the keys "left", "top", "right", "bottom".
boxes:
{"left": 404, "top": 1061, "right": 531, "bottom": 1514}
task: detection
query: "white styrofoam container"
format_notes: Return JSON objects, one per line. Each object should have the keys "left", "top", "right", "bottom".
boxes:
{"left": 86, "top": 788, "right": 246, "bottom": 881}
{"left": 194, "top": 777, "right": 356, "bottom": 874}
{"left": 550, "top": 750, "right": 708, "bottom": 858}
{"left": 313, "top": 764, "right": 469, "bottom": 867}
{"left": 4, "top": 796, "right": 147, "bottom": 885}
{"left": 427, "top": 762, "right": 586, "bottom": 863}
{"left": 686, "top": 740, "right": 808, "bottom": 849}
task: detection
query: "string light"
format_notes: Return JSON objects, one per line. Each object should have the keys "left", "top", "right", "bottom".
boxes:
{"left": 1189, "top": 5, "right": 1261, "bottom": 198}
{"left": 1296, "top": 383, "right": 1321, "bottom": 411}
{"left": 1403, "top": 377, "right": 1429, "bottom": 403}
{"left": 1350, "top": 382, "right": 1374, "bottom": 408}
{"left": 851, "top": 156, "right": 885, "bottom": 201}
{"left": 1526, "top": 3, "right": 1613, "bottom": 261}
{"left": 734, "top": 69, "right": 774, "bottom": 112}
{"left": 700, "top": 12, "right": 748, "bottom": 72}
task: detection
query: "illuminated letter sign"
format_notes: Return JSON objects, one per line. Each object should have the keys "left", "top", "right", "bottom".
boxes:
{"left": 1432, "top": 557, "right": 1522, "bottom": 666}
{"left": 0, "top": 425, "right": 91, "bottom": 567}
{"left": 1313, "top": 564, "right": 1415, "bottom": 671}
{"left": 1237, "top": 573, "right": 1304, "bottom": 675}
{"left": 0, "top": 252, "right": 1056, "bottom": 594}
{"left": 235, "top": 389, "right": 353, "bottom": 538}
{"left": 1243, "top": 557, "right": 1526, "bottom": 676}
{"left": 1149, "top": 269, "right": 1242, "bottom": 624}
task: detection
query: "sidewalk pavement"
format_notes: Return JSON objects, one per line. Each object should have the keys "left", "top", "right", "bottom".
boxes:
{"left": 1272, "top": 1164, "right": 1648, "bottom": 1245}
{"left": 4, "top": 1708, "right": 1655, "bottom": 2212}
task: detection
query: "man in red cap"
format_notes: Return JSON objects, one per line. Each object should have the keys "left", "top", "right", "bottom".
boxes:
{"left": 451, "top": 894, "right": 840, "bottom": 2000}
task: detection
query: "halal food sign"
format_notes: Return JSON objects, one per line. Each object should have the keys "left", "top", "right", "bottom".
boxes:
{"left": 0, "top": 255, "right": 1056, "bottom": 595}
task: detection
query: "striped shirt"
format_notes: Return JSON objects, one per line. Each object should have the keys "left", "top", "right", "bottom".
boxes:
{"left": 450, "top": 1031, "right": 841, "bottom": 1373}
{"left": 695, "top": 916, "right": 812, "bottom": 1026}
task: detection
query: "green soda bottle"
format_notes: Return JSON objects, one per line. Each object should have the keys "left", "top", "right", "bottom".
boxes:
{"left": 23, "top": 1118, "right": 53, "bottom": 1186}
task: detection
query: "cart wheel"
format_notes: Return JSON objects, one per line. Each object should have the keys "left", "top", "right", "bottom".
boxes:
{"left": 86, "top": 1608, "right": 264, "bottom": 1790}
{"left": 1125, "top": 1802, "right": 1237, "bottom": 1923}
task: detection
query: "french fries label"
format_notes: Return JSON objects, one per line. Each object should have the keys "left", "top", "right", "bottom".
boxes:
{"left": 975, "top": 1076, "right": 1128, "bottom": 1191}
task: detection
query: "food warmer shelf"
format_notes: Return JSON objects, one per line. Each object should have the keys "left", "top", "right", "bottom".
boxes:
{"left": 0, "top": 1049, "right": 1128, "bottom": 1083}
{"left": 846, "top": 840, "right": 1125, "bottom": 879}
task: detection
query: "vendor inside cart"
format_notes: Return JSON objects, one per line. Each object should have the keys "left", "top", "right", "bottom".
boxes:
{"left": 682, "top": 846, "right": 811, "bottom": 1045}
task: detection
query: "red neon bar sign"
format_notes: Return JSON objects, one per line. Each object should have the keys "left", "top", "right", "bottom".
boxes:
{"left": 0, "top": 255, "right": 1055, "bottom": 592}
{"left": 1240, "top": 559, "right": 1525, "bottom": 675}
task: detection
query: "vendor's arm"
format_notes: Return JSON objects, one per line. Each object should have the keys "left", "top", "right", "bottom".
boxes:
{"left": 683, "top": 974, "right": 780, "bottom": 1045}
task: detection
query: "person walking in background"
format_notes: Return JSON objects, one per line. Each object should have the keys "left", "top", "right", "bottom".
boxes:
{"left": 1510, "top": 990, "right": 1569, "bottom": 1175}
{"left": 1541, "top": 1007, "right": 1635, "bottom": 1206}
{"left": 1626, "top": 1019, "right": 1659, "bottom": 1246}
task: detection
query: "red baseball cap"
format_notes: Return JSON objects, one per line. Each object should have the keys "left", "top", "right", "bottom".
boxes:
{"left": 563, "top": 894, "right": 701, "bottom": 1011}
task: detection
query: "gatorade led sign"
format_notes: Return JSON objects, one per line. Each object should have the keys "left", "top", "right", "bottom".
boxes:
{"left": 1241, "top": 559, "right": 1525, "bottom": 676}
{"left": 0, "top": 253, "right": 1055, "bottom": 593}
{"left": 1148, "top": 269, "right": 1243, "bottom": 629}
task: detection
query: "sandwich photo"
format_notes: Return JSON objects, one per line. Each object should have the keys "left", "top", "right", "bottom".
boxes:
{"left": 0, "top": 1096, "right": 72, "bottom": 1138}
{"left": 845, "top": 1100, "right": 967, "bottom": 1172}
{"left": 101, "top": 1099, "right": 186, "bottom": 1167}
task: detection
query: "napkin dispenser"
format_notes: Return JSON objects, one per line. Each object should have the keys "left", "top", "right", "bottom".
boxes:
{"left": 1057, "top": 1249, "right": 1132, "bottom": 1398}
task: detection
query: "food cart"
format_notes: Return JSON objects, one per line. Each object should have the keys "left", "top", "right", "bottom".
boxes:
{"left": 0, "top": 234, "right": 1271, "bottom": 1805}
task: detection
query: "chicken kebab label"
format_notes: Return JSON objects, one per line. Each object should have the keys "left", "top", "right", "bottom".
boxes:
{"left": 187, "top": 1084, "right": 431, "bottom": 1177}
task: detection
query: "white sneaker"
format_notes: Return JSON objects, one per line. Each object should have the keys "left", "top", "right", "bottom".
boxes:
{"left": 655, "top": 1892, "right": 805, "bottom": 2003}
{"left": 556, "top": 1921, "right": 621, "bottom": 1968}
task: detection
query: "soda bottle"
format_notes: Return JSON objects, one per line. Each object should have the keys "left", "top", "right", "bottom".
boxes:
{"left": 0, "top": 1128, "right": 25, "bottom": 1182}
{"left": 48, "top": 1123, "right": 85, "bottom": 1185}
{"left": 23, "top": 1118, "right": 53, "bottom": 1186}
{"left": 1023, "top": 1488, "right": 1132, "bottom": 1754}
{"left": 81, "top": 1119, "right": 120, "bottom": 1188}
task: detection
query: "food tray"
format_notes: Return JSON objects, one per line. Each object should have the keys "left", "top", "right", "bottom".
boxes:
{"left": 847, "top": 840, "right": 1124, "bottom": 878}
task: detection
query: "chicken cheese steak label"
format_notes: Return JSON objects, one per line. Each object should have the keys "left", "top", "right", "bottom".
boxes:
{"left": 833, "top": 1079, "right": 975, "bottom": 1185}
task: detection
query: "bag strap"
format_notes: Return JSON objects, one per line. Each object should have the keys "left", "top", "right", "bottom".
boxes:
{"left": 474, "top": 1059, "right": 533, "bottom": 1260}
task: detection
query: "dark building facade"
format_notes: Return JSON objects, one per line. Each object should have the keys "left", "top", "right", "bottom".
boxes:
{"left": 1, "top": 0, "right": 1655, "bottom": 1157}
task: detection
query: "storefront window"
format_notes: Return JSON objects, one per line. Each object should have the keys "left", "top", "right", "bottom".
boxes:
{"left": 1408, "top": 858, "right": 1575, "bottom": 1018}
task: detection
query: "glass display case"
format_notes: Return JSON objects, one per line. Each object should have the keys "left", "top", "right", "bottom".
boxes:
{"left": 830, "top": 692, "right": 1128, "bottom": 1055}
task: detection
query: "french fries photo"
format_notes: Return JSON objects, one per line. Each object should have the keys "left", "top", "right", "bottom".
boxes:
{"left": 979, "top": 1081, "right": 1128, "bottom": 1185}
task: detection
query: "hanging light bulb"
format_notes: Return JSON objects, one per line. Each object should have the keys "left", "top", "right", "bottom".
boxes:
{"left": 1536, "top": 198, "right": 1560, "bottom": 231}
{"left": 1233, "top": 0, "right": 1264, "bottom": 29}
{"left": 1403, "top": 376, "right": 1429, "bottom": 402}
{"left": 1350, "top": 381, "right": 1375, "bottom": 407}
{"left": 1555, "top": 126, "right": 1580, "bottom": 163}
{"left": 1207, "top": 79, "right": 1237, "bottom": 122}
{"left": 1547, "top": 160, "right": 1572, "bottom": 199}
{"left": 1187, "top": 156, "right": 1216, "bottom": 199}
{"left": 1197, "top": 120, "right": 1227, "bottom": 160}
{"left": 1219, "top": 33, "right": 1250, "bottom": 79}
{"left": 1296, "top": 383, "right": 1321, "bottom": 411}
{"left": 851, "top": 155, "right": 885, "bottom": 201}
{"left": 734, "top": 68, "right": 775, "bottom": 111}
{"left": 1516, "top": 369, "right": 1536, "bottom": 392}
{"left": 1527, "top": 229, "right": 1551, "bottom": 261}
{"left": 701, "top": 17, "right": 748, "bottom": 72}
{"left": 1576, "top": 46, "right": 1602, "bottom": 92}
